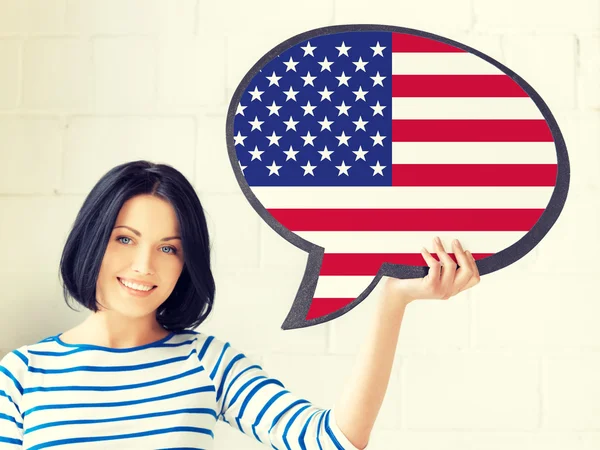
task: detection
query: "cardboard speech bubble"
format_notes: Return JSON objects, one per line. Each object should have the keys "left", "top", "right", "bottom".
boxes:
{"left": 226, "top": 25, "right": 569, "bottom": 330}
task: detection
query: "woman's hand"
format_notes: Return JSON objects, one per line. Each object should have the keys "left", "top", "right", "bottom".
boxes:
{"left": 383, "top": 236, "right": 481, "bottom": 308}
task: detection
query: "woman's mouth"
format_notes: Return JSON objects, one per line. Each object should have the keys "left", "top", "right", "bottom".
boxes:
{"left": 117, "top": 277, "right": 157, "bottom": 296}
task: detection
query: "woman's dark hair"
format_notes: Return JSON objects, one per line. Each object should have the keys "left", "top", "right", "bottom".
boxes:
{"left": 58, "top": 160, "right": 215, "bottom": 332}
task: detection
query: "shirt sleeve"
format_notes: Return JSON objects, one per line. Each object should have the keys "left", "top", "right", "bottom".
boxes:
{"left": 196, "top": 334, "right": 368, "bottom": 449}
{"left": 0, "top": 348, "right": 27, "bottom": 449}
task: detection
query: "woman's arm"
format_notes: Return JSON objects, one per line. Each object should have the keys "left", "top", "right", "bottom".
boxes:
{"left": 332, "top": 238, "right": 481, "bottom": 449}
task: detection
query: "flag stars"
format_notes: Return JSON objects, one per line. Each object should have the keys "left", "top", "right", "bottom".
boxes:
{"left": 371, "top": 101, "right": 386, "bottom": 116}
{"left": 336, "top": 101, "right": 351, "bottom": 116}
{"left": 266, "top": 100, "right": 282, "bottom": 116}
{"left": 336, "top": 72, "right": 351, "bottom": 87}
{"left": 283, "top": 86, "right": 299, "bottom": 101}
{"left": 371, "top": 42, "right": 386, "bottom": 57}
{"left": 318, "top": 145, "right": 334, "bottom": 161}
{"left": 301, "top": 71, "right": 317, "bottom": 86}
{"left": 267, "top": 161, "right": 282, "bottom": 176}
{"left": 352, "top": 86, "right": 368, "bottom": 101}
{"left": 371, "top": 131, "right": 386, "bottom": 146}
{"left": 266, "top": 131, "right": 282, "bottom": 146}
{"left": 301, "top": 100, "right": 317, "bottom": 116}
{"left": 283, "top": 145, "right": 300, "bottom": 161}
{"left": 283, "top": 56, "right": 299, "bottom": 72}
{"left": 371, "top": 71, "right": 386, "bottom": 87}
{"left": 283, "top": 116, "right": 299, "bottom": 131}
{"left": 248, "top": 146, "right": 264, "bottom": 161}
{"left": 300, "top": 160, "right": 317, "bottom": 176}
{"left": 233, "top": 131, "right": 247, "bottom": 146}
{"left": 318, "top": 86, "right": 334, "bottom": 101}
{"left": 301, "top": 41, "right": 317, "bottom": 57}
{"left": 301, "top": 130, "right": 317, "bottom": 146}
{"left": 318, "top": 57, "right": 334, "bottom": 72}
{"left": 249, "top": 86, "right": 264, "bottom": 101}
{"left": 236, "top": 103, "right": 246, "bottom": 116}
{"left": 336, "top": 41, "right": 351, "bottom": 57}
{"left": 370, "top": 161, "right": 386, "bottom": 176}
{"left": 335, "top": 160, "right": 351, "bottom": 176}
{"left": 318, "top": 116, "right": 334, "bottom": 131}
{"left": 353, "top": 146, "right": 369, "bottom": 161}
{"left": 335, "top": 131, "right": 351, "bottom": 146}
{"left": 239, "top": 161, "right": 247, "bottom": 174}
{"left": 266, "top": 71, "right": 282, "bottom": 86}
{"left": 353, "top": 57, "right": 368, "bottom": 72}
{"left": 353, "top": 116, "right": 368, "bottom": 131}
{"left": 248, "top": 116, "right": 264, "bottom": 131}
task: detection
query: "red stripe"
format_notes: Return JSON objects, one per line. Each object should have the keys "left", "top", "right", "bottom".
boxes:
{"left": 392, "top": 119, "right": 553, "bottom": 142}
{"left": 391, "top": 164, "right": 557, "bottom": 187}
{"left": 267, "top": 208, "right": 545, "bottom": 231}
{"left": 391, "top": 75, "right": 528, "bottom": 97}
{"left": 306, "top": 298, "right": 355, "bottom": 320}
{"left": 392, "top": 33, "right": 465, "bottom": 53}
{"left": 320, "top": 252, "right": 492, "bottom": 276}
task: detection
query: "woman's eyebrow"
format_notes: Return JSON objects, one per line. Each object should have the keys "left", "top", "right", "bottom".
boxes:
{"left": 113, "top": 225, "right": 181, "bottom": 241}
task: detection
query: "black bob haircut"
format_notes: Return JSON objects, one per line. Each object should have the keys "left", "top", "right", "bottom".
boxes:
{"left": 58, "top": 160, "right": 215, "bottom": 332}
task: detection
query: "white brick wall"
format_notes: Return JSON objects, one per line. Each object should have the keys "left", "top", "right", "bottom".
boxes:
{"left": 0, "top": 1, "right": 599, "bottom": 449}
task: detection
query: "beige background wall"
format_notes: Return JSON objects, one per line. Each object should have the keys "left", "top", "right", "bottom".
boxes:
{"left": 0, "top": 1, "right": 599, "bottom": 448}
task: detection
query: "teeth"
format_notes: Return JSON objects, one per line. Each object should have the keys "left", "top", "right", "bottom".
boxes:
{"left": 119, "top": 278, "right": 154, "bottom": 292}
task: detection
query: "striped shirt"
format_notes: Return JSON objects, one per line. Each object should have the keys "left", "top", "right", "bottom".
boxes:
{"left": 0, "top": 330, "right": 362, "bottom": 449}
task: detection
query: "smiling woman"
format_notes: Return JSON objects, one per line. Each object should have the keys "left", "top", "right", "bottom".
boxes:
{"left": 0, "top": 160, "right": 364, "bottom": 450}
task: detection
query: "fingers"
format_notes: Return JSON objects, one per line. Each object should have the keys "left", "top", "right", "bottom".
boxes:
{"left": 433, "top": 237, "right": 456, "bottom": 298}
{"left": 421, "top": 246, "right": 441, "bottom": 282}
{"left": 451, "top": 239, "right": 474, "bottom": 295}
{"left": 457, "top": 251, "right": 481, "bottom": 294}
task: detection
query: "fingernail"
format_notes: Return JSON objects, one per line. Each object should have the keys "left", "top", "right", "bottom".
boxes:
{"left": 435, "top": 236, "right": 441, "bottom": 244}
{"left": 454, "top": 239, "right": 463, "bottom": 250}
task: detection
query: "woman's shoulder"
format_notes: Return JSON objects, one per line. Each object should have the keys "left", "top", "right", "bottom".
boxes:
{"left": 0, "top": 344, "right": 29, "bottom": 388}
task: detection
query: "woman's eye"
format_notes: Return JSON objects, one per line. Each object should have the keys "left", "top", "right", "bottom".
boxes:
{"left": 116, "top": 236, "right": 178, "bottom": 255}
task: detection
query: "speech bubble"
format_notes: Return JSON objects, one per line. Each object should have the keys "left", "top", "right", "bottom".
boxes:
{"left": 225, "top": 25, "right": 569, "bottom": 330}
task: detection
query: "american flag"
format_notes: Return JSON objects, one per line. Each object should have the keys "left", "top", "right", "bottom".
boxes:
{"left": 233, "top": 32, "right": 557, "bottom": 321}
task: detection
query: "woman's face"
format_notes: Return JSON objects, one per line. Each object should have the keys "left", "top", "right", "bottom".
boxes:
{"left": 95, "top": 194, "right": 185, "bottom": 320}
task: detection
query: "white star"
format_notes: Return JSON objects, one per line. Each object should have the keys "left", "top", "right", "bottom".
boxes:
{"left": 283, "top": 86, "right": 299, "bottom": 101}
{"left": 236, "top": 103, "right": 246, "bottom": 115}
{"left": 335, "top": 160, "right": 351, "bottom": 176}
{"left": 318, "top": 86, "right": 334, "bottom": 101}
{"left": 352, "top": 86, "right": 368, "bottom": 101}
{"left": 266, "top": 100, "right": 282, "bottom": 116}
{"left": 283, "top": 56, "right": 299, "bottom": 72}
{"left": 283, "top": 116, "right": 299, "bottom": 131}
{"left": 301, "top": 100, "right": 317, "bottom": 116}
{"left": 266, "top": 71, "right": 282, "bottom": 86}
{"left": 301, "top": 41, "right": 317, "bottom": 56}
{"left": 318, "top": 57, "right": 334, "bottom": 72}
{"left": 283, "top": 145, "right": 299, "bottom": 161}
{"left": 267, "top": 161, "right": 282, "bottom": 176}
{"left": 239, "top": 161, "right": 247, "bottom": 174}
{"left": 300, "top": 160, "right": 317, "bottom": 176}
{"left": 335, "top": 131, "right": 351, "bottom": 146}
{"left": 249, "top": 86, "right": 264, "bottom": 101}
{"left": 353, "top": 57, "right": 368, "bottom": 72}
{"left": 353, "top": 146, "right": 369, "bottom": 161}
{"left": 371, "top": 101, "right": 386, "bottom": 116}
{"left": 353, "top": 116, "right": 368, "bottom": 131}
{"left": 233, "top": 131, "right": 247, "bottom": 146}
{"left": 266, "top": 131, "right": 282, "bottom": 146}
{"left": 318, "top": 146, "right": 334, "bottom": 161}
{"left": 301, "top": 131, "right": 317, "bottom": 146}
{"left": 318, "top": 116, "right": 334, "bottom": 131}
{"left": 336, "top": 101, "right": 351, "bottom": 116}
{"left": 371, "top": 71, "right": 386, "bottom": 87}
{"left": 371, "top": 131, "right": 386, "bottom": 146}
{"left": 371, "top": 42, "right": 386, "bottom": 57}
{"left": 370, "top": 160, "right": 386, "bottom": 176}
{"left": 301, "top": 71, "right": 317, "bottom": 86}
{"left": 336, "top": 41, "right": 351, "bottom": 57}
{"left": 336, "top": 72, "right": 351, "bottom": 87}
{"left": 248, "top": 116, "right": 264, "bottom": 131}
{"left": 248, "top": 146, "right": 264, "bottom": 161}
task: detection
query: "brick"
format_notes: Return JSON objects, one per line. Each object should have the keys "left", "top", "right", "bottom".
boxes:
{"left": 158, "top": 34, "right": 227, "bottom": 108}
{"left": 545, "top": 354, "right": 600, "bottom": 429}
{"left": 66, "top": 0, "right": 159, "bottom": 34}
{"left": 0, "top": 0, "right": 66, "bottom": 35}
{"left": 156, "top": 0, "right": 197, "bottom": 35}
{"left": 577, "top": 35, "right": 600, "bottom": 110}
{"left": 404, "top": 353, "right": 539, "bottom": 428}
{"left": 474, "top": 0, "right": 600, "bottom": 32}
{"left": 62, "top": 117, "right": 196, "bottom": 193}
{"left": 0, "top": 116, "right": 62, "bottom": 193}
{"left": 258, "top": 219, "right": 309, "bottom": 270}
{"left": 22, "top": 38, "right": 94, "bottom": 108}
{"left": 94, "top": 37, "right": 157, "bottom": 109}
{"left": 503, "top": 34, "right": 577, "bottom": 111}
{"left": 0, "top": 40, "right": 20, "bottom": 107}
